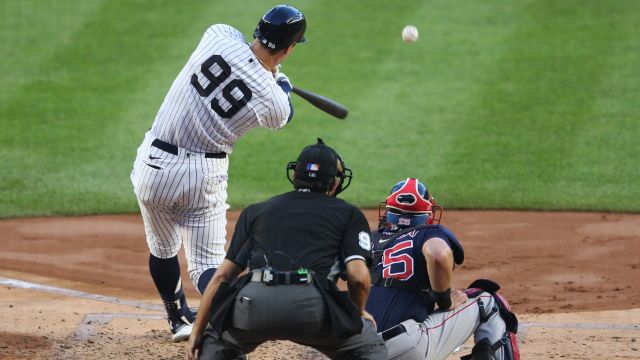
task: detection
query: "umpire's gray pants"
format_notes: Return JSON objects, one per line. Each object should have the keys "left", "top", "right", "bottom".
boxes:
{"left": 198, "top": 282, "right": 387, "bottom": 360}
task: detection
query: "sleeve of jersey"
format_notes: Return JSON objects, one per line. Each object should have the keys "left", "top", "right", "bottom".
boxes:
{"left": 429, "top": 225, "right": 465, "bottom": 265}
{"left": 225, "top": 206, "right": 254, "bottom": 267}
{"left": 341, "top": 208, "right": 374, "bottom": 266}
{"left": 260, "top": 82, "right": 293, "bottom": 129}
{"left": 205, "top": 24, "right": 245, "bottom": 41}
{"left": 276, "top": 80, "right": 294, "bottom": 123}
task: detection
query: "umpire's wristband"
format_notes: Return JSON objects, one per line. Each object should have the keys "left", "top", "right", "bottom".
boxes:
{"left": 433, "top": 288, "right": 452, "bottom": 310}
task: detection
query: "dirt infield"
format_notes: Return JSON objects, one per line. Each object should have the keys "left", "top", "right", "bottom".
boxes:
{"left": 1, "top": 210, "right": 639, "bottom": 359}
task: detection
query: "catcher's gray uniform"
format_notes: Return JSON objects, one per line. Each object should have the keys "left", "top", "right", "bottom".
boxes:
{"left": 382, "top": 294, "right": 506, "bottom": 360}
{"left": 366, "top": 225, "right": 515, "bottom": 360}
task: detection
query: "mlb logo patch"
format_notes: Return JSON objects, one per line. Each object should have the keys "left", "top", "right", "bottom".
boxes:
{"left": 398, "top": 218, "right": 411, "bottom": 226}
{"left": 306, "top": 163, "right": 320, "bottom": 171}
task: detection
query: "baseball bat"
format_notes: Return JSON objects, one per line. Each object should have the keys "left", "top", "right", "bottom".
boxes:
{"left": 291, "top": 86, "right": 348, "bottom": 120}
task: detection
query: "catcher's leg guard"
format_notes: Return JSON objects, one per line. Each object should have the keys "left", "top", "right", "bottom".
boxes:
{"left": 464, "top": 279, "right": 520, "bottom": 360}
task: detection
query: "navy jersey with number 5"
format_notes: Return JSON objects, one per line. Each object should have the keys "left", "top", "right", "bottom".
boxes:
{"left": 365, "top": 224, "right": 464, "bottom": 332}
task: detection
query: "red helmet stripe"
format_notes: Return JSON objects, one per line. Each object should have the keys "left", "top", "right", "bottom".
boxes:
{"left": 386, "top": 178, "right": 432, "bottom": 214}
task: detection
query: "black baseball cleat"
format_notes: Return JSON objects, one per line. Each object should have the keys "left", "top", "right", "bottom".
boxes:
{"left": 164, "top": 293, "right": 197, "bottom": 342}
{"left": 169, "top": 317, "right": 193, "bottom": 342}
{"left": 168, "top": 308, "right": 196, "bottom": 342}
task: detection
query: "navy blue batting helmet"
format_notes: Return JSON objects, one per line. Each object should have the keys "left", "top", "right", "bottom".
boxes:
{"left": 254, "top": 5, "right": 307, "bottom": 51}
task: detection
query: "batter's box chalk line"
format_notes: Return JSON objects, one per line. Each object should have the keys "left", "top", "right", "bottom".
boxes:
{"left": 74, "top": 313, "right": 165, "bottom": 342}
{"left": 0, "top": 277, "right": 173, "bottom": 357}
{"left": 46, "top": 312, "right": 166, "bottom": 358}
{"left": 0, "top": 276, "right": 163, "bottom": 311}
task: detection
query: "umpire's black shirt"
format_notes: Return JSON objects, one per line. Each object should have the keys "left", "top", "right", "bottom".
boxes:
{"left": 226, "top": 189, "right": 373, "bottom": 276}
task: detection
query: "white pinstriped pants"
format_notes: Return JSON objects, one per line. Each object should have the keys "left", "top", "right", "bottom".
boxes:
{"left": 131, "top": 132, "right": 228, "bottom": 290}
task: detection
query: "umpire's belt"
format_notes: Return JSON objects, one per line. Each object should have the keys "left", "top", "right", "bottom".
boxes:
{"left": 250, "top": 268, "right": 313, "bottom": 285}
{"left": 151, "top": 139, "right": 226, "bottom": 158}
{"left": 381, "top": 323, "right": 407, "bottom": 341}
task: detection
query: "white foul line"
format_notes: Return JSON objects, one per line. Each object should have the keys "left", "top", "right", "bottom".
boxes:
{"left": 0, "top": 276, "right": 163, "bottom": 311}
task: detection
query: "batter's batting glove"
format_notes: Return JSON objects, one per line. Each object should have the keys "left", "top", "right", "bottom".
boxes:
{"left": 272, "top": 64, "right": 283, "bottom": 80}
{"left": 275, "top": 71, "right": 292, "bottom": 92}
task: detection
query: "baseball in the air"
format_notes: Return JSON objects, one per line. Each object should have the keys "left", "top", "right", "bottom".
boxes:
{"left": 402, "top": 25, "right": 419, "bottom": 43}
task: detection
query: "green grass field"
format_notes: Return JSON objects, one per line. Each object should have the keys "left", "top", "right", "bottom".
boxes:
{"left": 1, "top": 0, "right": 639, "bottom": 217}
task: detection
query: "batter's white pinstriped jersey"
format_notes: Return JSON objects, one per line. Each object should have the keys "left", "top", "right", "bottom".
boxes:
{"left": 132, "top": 24, "right": 294, "bottom": 291}
{"left": 151, "top": 24, "right": 292, "bottom": 154}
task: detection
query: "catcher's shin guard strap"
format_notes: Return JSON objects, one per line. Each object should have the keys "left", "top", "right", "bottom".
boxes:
{"left": 477, "top": 297, "right": 497, "bottom": 323}
{"left": 492, "top": 332, "right": 511, "bottom": 352}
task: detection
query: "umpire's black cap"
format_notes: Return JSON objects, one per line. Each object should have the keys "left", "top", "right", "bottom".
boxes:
{"left": 294, "top": 138, "right": 339, "bottom": 182}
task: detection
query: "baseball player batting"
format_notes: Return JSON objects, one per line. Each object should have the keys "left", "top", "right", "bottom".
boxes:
{"left": 366, "top": 178, "right": 519, "bottom": 360}
{"left": 130, "top": 5, "right": 306, "bottom": 342}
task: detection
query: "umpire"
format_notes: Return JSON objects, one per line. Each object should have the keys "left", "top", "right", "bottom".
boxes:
{"left": 187, "top": 139, "right": 387, "bottom": 360}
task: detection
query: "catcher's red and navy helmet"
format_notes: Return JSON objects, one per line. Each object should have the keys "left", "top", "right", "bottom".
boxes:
{"left": 254, "top": 5, "right": 306, "bottom": 51}
{"left": 384, "top": 178, "right": 440, "bottom": 228}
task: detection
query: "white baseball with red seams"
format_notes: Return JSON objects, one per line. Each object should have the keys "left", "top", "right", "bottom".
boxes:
{"left": 402, "top": 25, "right": 419, "bottom": 43}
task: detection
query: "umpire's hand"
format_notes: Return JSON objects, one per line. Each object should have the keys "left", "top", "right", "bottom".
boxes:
{"left": 362, "top": 310, "right": 377, "bottom": 327}
{"left": 186, "top": 332, "right": 203, "bottom": 360}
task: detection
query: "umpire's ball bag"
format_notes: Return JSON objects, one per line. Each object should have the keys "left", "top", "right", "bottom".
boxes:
{"left": 208, "top": 273, "right": 252, "bottom": 334}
